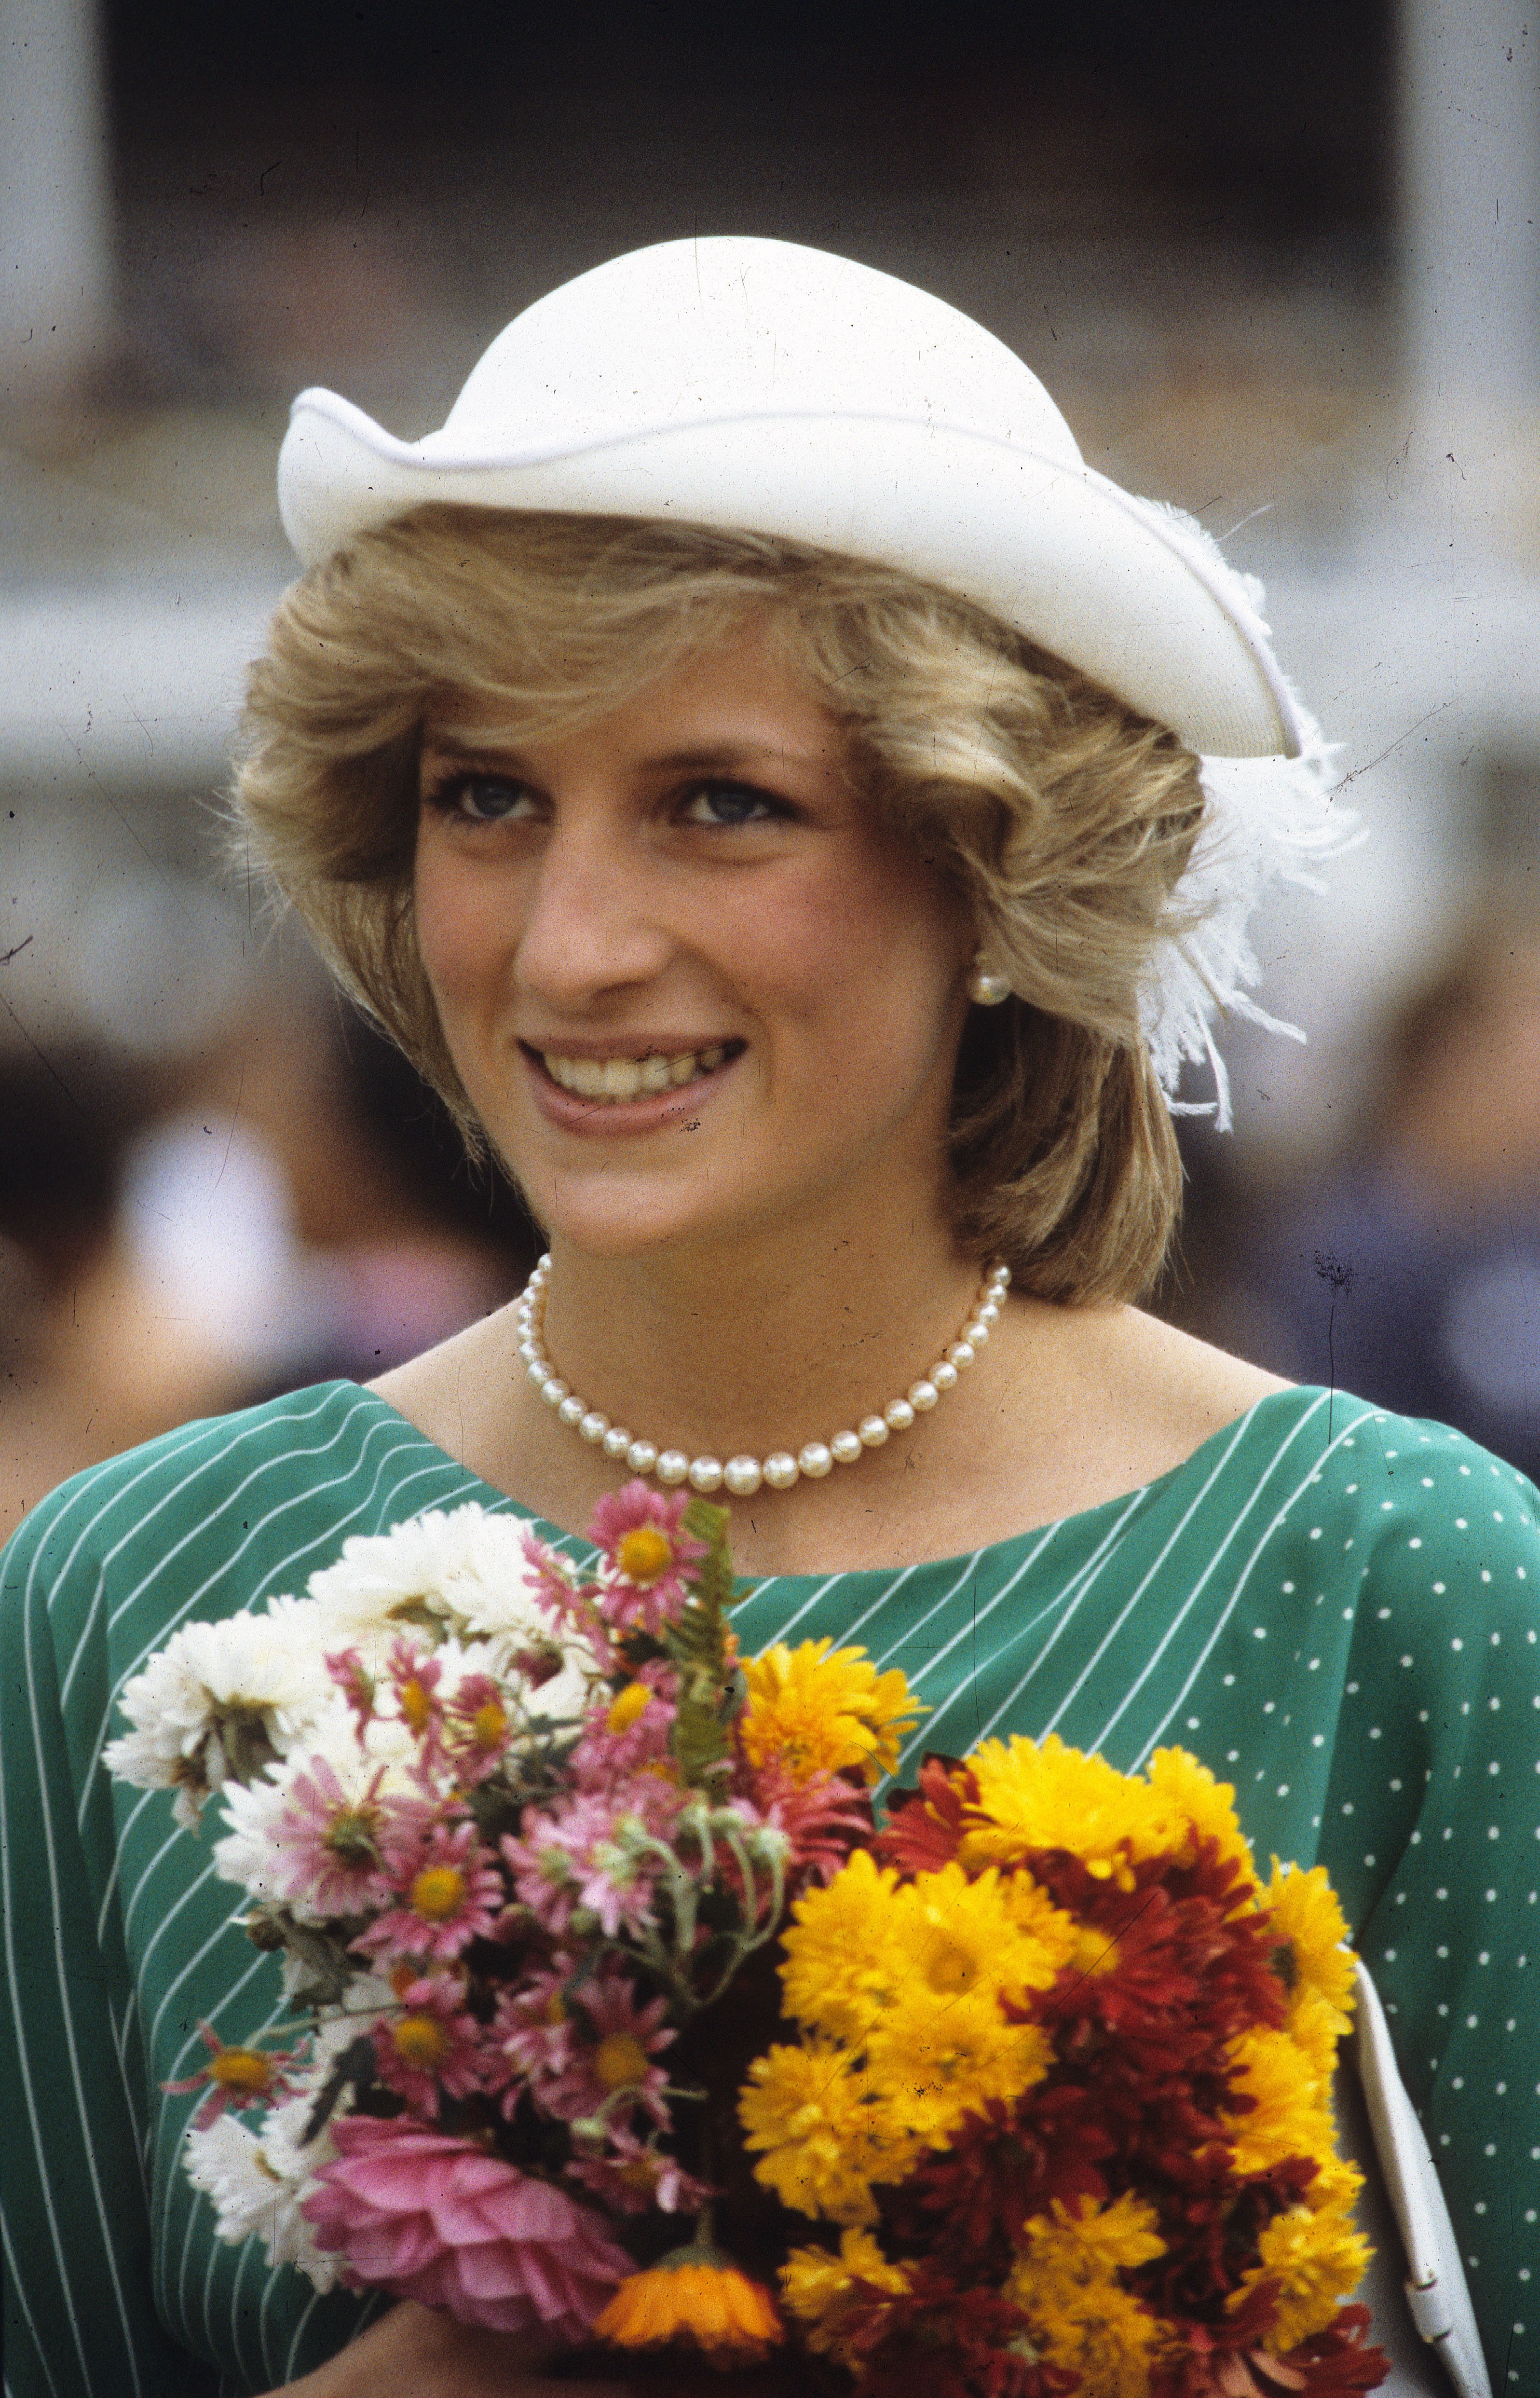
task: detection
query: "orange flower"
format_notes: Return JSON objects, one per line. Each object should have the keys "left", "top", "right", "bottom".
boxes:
{"left": 595, "top": 2248, "right": 783, "bottom": 2364}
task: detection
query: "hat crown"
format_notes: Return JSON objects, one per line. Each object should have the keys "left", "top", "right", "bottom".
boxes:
{"left": 426, "top": 235, "right": 1084, "bottom": 466}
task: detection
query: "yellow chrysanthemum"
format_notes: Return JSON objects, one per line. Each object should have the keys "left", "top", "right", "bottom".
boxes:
{"left": 739, "top": 2039, "right": 911, "bottom": 2222}
{"left": 1222, "top": 2028, "right": 1337, "bottom": 2178}
{"left": 1018, "top": 2192, "right": 1168, "bottom": 2280}
{"left": 1008, "top": 2206, "right": 1168, "bottom": 2398}
{"left": 780, "top": 2228, "right": 912, "bottom": 2360}
{"left": 864, "top": 1977, "right": 1052, "bottom": 2145}
{"left": 739, "top": 1639, "right": 925, "bottom": 1786}
{"left": 777, "top": 1849, "right": 912, "bottom": 2040}
{"left": 1231, "top": 2187, "right": 1372, "bottom": 2350}
{"left": 1266, "top": 1861, "right": 1358, "bottom": 2054}
{"left": 1145, "top": 1747, "right": 1256, "bottom": 1882}
{"left": 780, "top": 1857, "right": 1076, "bottom": 2058}
{"left": 958, "top": 1735, "right": 1196, "bottom": 1886}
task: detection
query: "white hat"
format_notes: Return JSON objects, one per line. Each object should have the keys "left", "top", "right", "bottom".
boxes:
{"left": 277, "top": 236, "right": 1350, "bottom": 1123}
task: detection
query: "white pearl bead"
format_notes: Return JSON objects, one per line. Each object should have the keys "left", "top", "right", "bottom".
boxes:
{"left": 931, "top": 1360, "right": 959, "bottom": 1391}
{"left": 627, "top": 1439, "right": 659, "bottom": 1476}
{"left": 602, "top": 1425, "right": 632, "bottom": 1459}
{"left": 762, "top": 1452, "right": 800, "bottom": 1490}
{"left": 655, "top": 1450, "right": 690, "bottom": 1487}
{"left": 964, "top": 1320, "right": 989, "bottom": 1346}
{"left": 947, "top": 1341, "right": 975, "bottom": 1368}
{"left": 976, "top": 1299, "right": 1000, "bottom": 1325}
{"left": 579, "top": 1411, "right": 609, "bottom": 1443}
{"left": 518, "top": 1340, "right": 540, "bottom": 1367}
{"left": 884, "top": 1398, "right": 915, "bottom": 1432}
{"left": 798, "top": 1442, "right": 833, "bottom": 1479}
{"left": 527, "top": 1360, "right": 549, "bottom": 1390}
{"left": 908, "top": 1379, "right": 939, "bottom": 1411}
{"left": 830, "top": 1429, "right": 862, "bottom": 1465}
{"left": 687, "top": 1457, "right": 724, "bottom": 1493}
{"left": 991, "top": 1262, "right": 1011, "bottom": 1288}
{"left": 542, "top": 1378, "right": 570, "bottom": 1407}
{"left": 858, "top": 1415, "right": 890, "bottom": 1447}
{"left": 558, "top": 1394, "right": 587, "bottom": 1426}
{"left": 723, "top": 1455, "right": 763, "bottom": 1496}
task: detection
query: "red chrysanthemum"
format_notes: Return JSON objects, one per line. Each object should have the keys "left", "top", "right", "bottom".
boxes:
{"left": 873, "top": 1753, "right": 978, "bottom": 1875}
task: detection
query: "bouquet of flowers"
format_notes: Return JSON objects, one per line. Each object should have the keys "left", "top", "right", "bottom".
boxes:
{"left": 106, "top": 1489, "right": 1386, "bottom": 2396}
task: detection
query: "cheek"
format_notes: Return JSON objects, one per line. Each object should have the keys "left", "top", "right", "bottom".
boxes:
{"left": 751, "top": 850, "right": 970, "bottom": 1071}
{"left": 412, "top": 846, "right": 517, "bottom": 1025}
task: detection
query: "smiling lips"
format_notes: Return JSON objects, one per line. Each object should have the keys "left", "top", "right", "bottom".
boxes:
{"left": 533, "top": 1042, "right": 741, "bottom": 1105}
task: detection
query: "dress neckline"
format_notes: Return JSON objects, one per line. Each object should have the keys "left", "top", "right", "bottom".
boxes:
{"left": 342, "top": 1379, "right": 1334, "bottom": 1591}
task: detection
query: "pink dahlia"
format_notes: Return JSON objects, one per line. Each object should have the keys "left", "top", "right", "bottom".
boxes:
{"left": 302, "top": 2118, "right": 631, "bottom": 2339}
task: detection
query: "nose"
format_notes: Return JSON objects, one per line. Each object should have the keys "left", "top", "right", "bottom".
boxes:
{"left": 512, "top": 805, "right": 676, "bottom": 1012}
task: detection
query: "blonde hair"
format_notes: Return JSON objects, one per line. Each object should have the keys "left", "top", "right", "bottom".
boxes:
{"left": 233, "top": 506, "right": 1208, "bottom": 1301}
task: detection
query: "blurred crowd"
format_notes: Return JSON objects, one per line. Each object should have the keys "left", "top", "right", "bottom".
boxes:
{"left": 1166, "top": 881, "right": 1540, "bottom": 1488}
{"left": 3, "top": 856, "right": 1535, "bottom": 1547}
{"left": 0, "top": 868, "right": 537, "bottom": 1542}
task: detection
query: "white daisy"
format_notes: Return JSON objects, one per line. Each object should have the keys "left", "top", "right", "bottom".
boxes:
{"left": 103, "top": 1609, "right": 335, "bottom": 1829}
{"left": 306, "top": 1504, "right": 582, "bottom": 1655}
{"left": 185, "top": 2100, "right": 339, "bottom": 2290}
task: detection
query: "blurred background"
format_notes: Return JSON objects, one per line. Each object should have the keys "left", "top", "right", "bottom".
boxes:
{"left": 1, "top": 0, "right": 1536, "bottom": 1535}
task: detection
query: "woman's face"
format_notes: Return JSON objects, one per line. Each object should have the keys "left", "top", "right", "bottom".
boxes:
{"left": 413, "top": 616, "right": 976, "bottom": 1264}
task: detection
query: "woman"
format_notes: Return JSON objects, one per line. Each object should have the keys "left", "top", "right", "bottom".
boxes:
{"left": 3, "top": 238, "right": 1535, "bottom": 2398}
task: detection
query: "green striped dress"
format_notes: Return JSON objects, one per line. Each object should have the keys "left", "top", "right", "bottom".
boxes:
{"left": 3, "top": 1381, "right": 1537, "bottom": 2398}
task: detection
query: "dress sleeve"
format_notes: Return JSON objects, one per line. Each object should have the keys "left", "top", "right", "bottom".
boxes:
{"left": 1, "top": 1483, "right": 220, "bottom": 2398}
{"left": 1330, "top": 1436, "right": 1540, "bottom": 2398}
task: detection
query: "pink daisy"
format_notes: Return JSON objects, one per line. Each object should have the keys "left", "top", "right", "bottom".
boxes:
{"left": 373, "top": 1973, "right": 499, "bottom": 2116}
{"left": 535, "top": 1967, "right": 676, "bottom": 2132}
{"left": 567, "top": 2124, "right": 713, "bottom": 2218}
{"left": 586, "top": 1484, "right": 706, "bottom": 1636}
{"left": 301, "top": 2117, "right": 631, "bottom": 2339}
{"left": 325, "top": 1645, "right": 376, "bottom": 1739}
{"left": 269, "top": 1755, "right": 392, "bottom": 1917}
{"left": 497, "top": 1961, "right": 581, "bottom": 2089}
{"left": 164, "top": 2023, "right": 297, "bottom": 2129}
{"left": 443, "top": 1672, "right": 515, "bottom": 1786}
{"left": 566, "top": 1668, "right": 677, "bottom": 1786}
{"left": 746, "top": 1757, "right": 875, "bottom": 1887}
{"left": 386, "top": 1636, "right": 447, "bottom": 1773}
{"left": 354, "top": 1815, "right": 506, "bottom": 1965}
{"left": 501, "top": 1786, "right": 672, "bottom": 1941}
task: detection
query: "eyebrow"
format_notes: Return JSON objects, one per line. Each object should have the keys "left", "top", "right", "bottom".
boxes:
{"left": 420, "top": 737, "right": 834, "bottom": 779}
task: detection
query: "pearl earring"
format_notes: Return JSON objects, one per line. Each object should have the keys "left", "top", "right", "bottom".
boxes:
{"left": 968, "top": 952, "right": 1012, "bottom": 1006}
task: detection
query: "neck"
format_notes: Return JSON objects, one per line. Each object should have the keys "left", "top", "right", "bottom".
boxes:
{"left": 532, "top": 1206, "right": 986, "bottom": 1467}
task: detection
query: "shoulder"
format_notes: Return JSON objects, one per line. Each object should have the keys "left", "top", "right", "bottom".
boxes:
{"left": 0, "top": 1381, "right": 480, "bottom": 1657}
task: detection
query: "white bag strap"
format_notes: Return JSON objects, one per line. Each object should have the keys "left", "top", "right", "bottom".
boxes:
{"left": 1348, "top": 1961, "right": 1493, "bottom": 2398}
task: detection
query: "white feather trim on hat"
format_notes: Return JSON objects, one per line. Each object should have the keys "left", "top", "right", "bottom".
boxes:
{"left": 1121, "top": 502, "right": 1360, "bottom": 1132}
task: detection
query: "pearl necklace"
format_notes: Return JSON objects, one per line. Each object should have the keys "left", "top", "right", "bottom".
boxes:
{"left": 514, "top": 1255, "right": 1010, "bottom": 1497}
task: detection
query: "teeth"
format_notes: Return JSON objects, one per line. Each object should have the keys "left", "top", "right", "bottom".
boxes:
{"left": 543, "top": 1047, "right": 735, "bottom": 1102}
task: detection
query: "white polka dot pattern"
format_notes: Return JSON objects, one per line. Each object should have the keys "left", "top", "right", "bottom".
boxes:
{"left": 2, "top": 1380, "right": 1536, "bottom": 2393}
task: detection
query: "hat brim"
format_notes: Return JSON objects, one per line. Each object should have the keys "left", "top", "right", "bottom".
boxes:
{"left": 278, "top": 390, "right": 1302, "bottom": 761}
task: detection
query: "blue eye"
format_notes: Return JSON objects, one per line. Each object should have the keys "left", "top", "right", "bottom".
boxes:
{"left": 681, "top": 781, "right": 779, "bottom": 826}
{"left": 434, "top": 775, "right": 532, "bottom": 823}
